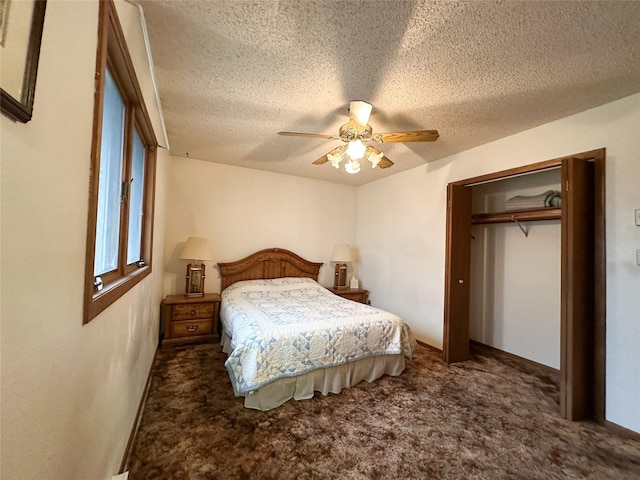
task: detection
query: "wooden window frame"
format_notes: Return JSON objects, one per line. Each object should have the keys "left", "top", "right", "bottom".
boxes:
{"left": 84, "top": 0, "right": 157, "bottom": 323}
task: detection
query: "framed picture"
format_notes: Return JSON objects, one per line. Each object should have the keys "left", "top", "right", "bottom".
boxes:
{"left": 0, "top": 0, "right": 9, "bottom": 46}
{"left": 0, "top": 0, "right": 47, "bottom": 123}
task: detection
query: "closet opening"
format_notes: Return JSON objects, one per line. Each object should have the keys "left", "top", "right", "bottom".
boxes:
{"left": 443, "top": 149, "right": 605, "bottom": 423}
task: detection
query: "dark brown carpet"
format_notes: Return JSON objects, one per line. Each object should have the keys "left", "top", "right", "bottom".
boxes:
{"left": 127, "top": 343, "right": 640, "bottom": 479}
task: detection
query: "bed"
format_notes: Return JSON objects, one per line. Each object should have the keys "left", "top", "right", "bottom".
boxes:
{"left": 217, "top": 248, "right": 417, "bottom": 410}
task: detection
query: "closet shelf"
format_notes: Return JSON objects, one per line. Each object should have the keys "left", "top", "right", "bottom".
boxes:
{"left": 471, "top": 207, "right": 561, "bottom": 225}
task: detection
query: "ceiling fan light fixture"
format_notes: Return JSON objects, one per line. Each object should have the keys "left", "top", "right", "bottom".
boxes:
{"left": 346, "top": 140, "right": 366, "bottom": 159}
{"left": 344, "top": 159, "right": 361, "bottom": 174}
{"left": 328, "top": 151, "right": 343, "bottom": 168}
{"left": 366, "top": 149, "right": 384, "bottom": 168}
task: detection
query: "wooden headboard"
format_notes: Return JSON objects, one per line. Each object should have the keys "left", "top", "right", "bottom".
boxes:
{"left": 217, "top": 248, "right": 323, "bottom": 291}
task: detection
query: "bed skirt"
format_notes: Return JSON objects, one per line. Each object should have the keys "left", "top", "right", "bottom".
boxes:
{"left": 221, "top": 332, "right": 407, "bottom": 411}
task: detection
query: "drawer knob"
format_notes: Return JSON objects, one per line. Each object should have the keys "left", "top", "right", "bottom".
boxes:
{"left": 190, "top": 309, "right": 197, "bottom": 316}
{"left": 186, "top": 325, "right": 198, "bottom": 333}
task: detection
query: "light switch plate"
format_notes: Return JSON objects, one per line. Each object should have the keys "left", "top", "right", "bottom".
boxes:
{"left": 636, "top": 209, "right": 640, "bottom": 226}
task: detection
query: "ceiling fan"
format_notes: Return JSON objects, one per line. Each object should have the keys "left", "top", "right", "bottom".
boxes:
{"left": 278, "top": 101, "right": 439, "bottom": 174}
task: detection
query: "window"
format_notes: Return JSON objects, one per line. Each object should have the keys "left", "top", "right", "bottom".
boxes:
{"left": 84, "top": 0, "right": 157, "bottom": 323}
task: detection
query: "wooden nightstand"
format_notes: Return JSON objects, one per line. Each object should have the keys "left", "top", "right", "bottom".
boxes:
{"left": 327, "top": 287, "right": 369, "bottom": 304}
{"left": 161, "top": 293, "right": 220, "bottom": 347}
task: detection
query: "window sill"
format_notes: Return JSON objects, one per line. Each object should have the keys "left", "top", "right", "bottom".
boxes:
{"left": 84, "top": 265, "right": 151, "bottom": 323}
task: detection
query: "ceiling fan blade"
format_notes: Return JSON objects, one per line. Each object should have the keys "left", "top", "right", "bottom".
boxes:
{"left": 313, "top": 145, "right": 346, "bottom": 165}
{"left": 378, "top": 157, "right": 394, "bottom": 169}
{"left": 377, "top": 130, "right": 439, "bottom": 143}
{"left": 349, "top": 101, "right": 372, "bottom": 131}
{"left": 278, "top": 131, "right": 335, "bottom": 139}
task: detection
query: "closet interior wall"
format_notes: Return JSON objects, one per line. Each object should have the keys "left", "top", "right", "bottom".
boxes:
{"left": 469, "top": 169, "right": 562, "bottom": 369}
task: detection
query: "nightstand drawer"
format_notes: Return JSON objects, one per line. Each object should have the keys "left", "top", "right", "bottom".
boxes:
{"left": 170, "top": 319, "right": 213, "bottom": 338}
{"left": 339, "top": 292, "right": 368, "bottom": 303}
{"left": 172, "top": 303, "right": 214, "bottom": 320}
{"left": 327, "top": 287, "right": 369, "bottom": 304}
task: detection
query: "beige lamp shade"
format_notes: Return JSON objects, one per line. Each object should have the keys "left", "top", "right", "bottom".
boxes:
{"left": 179, "top": 237, "right": 212, "bottom": 261}
{"left": 330, "top": 244, "right": 353, "bottom": 263}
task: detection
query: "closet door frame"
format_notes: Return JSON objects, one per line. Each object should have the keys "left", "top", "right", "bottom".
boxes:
{"left": 442, "top": 149, "right": 605, "bottom": 423}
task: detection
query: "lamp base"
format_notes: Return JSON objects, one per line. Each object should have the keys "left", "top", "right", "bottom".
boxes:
{"left": 185, "top": 263, "right": 206, "bottom": 296}
{"left": 333, "top": 263, "right": 348, "bottom": 288}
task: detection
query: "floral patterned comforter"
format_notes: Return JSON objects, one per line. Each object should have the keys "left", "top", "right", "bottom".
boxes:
{"left": 220, "top": 277, "right": 416, "bottom": 395}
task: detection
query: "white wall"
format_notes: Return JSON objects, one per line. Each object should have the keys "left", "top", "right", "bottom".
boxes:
{"left": 470, "top": 222, "right": 561, "bottom": 368}
{"left": 163, "top": 158, "right": 358, "bottom": 295}
{"left": 0, "top": 2, "right": 169, "bottom": 479}
{"left": 357, "top": 93, "right": 640, "bottom": 432}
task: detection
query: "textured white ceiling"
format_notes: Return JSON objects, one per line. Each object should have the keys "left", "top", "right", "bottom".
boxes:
{"left": 138, "top": 0, "right": 640, "bottom": 186}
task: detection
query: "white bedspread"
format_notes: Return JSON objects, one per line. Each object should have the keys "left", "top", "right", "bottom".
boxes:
{"left": 220, "top": 277, "right": 416, "bottom": 396}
